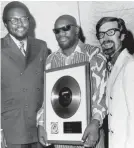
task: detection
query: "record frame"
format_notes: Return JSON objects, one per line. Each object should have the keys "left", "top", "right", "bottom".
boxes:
{"left": 44, "top": 62, "right": 91, "bottom": 145}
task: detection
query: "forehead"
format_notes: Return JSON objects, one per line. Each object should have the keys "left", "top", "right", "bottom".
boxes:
{"left": 7, "top": 8, "right": 27, "bottom": 18}
{"left": 99, "top": 21, "right": 118, "bottom": 32}
{"left": 55, "top": 19, "right": 73, "bottom": 28}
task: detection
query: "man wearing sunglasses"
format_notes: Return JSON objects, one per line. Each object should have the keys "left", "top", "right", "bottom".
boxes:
{"left": 37, "top": 15, "right": 107, "bottom": 148}
{"left": 96, "top": 17, "right": 134, "bottom": 148}
{"left": 1, "top": 1, "right": 49, "bottom": 148}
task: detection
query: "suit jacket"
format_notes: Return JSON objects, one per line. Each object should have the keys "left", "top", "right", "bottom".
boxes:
{"left": 106, "top": 49, "right": 134, "bottom": 148}
{"left": 1, "top": 34, "right": 48, "bottom": 144}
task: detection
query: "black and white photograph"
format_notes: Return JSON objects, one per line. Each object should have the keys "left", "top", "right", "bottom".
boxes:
{"left": 1, "top": 1, "right": 134, "bottom": 148}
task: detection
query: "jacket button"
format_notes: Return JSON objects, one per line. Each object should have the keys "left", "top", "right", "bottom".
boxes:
{"left": 20, "top": 72, "right": 23, "bottom": 75}
{"left": 109, "top": 113, "right": 112, "bottom": 116}
{"left": 23, "top": 88, "right": 27, "bottom": 92}
{"left": 25, "top": 104, "right": 28, "bottom": 108}
{"left": 108, "top": 129, "right": 114, "bottom": 134}
{"left": 111, "top": 130, "right": 114, "bottom": 133}
{"left": 37, "top": 88, "right": 40, "bottom": 91}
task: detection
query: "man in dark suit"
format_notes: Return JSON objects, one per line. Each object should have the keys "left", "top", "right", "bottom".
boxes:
{"left": 1, "top": 1, "right": 48, "bottom": 148}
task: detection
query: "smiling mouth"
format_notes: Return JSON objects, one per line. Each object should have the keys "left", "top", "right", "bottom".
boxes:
{"left": 16, "top": 28, "right": 25, "bottom": 32}
{"left": 103, "top": 43, "right": 113, "bottom": 48}
{"left": 59, "top": 40, "right": 68, "bottom": 44}
{"left": 59, "top": 37, "right": 69, "bottom": 42}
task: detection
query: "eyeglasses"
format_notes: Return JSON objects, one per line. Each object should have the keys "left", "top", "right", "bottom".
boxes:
{"left": 97, "top": 28, "right": 120, "bottom": 39}
{"left": 53, "top": 24, "right": 76, "bottom": 34}
{"left": 8, "top": 16, "right": 29, "bottom": 25}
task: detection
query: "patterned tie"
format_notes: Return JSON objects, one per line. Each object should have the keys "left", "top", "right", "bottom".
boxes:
{"left": 20, "top": 41, "right": 26, "bottom": 56}
{"left": 106, "top": 57, "right": 113, "bottom": 76}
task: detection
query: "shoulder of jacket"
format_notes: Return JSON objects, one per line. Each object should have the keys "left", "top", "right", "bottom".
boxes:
{"left": 28, "top": 36, "right": 47, "bottom": 46}
{"left": 125, "top": 57, "right": 134, "bottom": 68}
{"left": 1, "top": 37, "right": 6, "bottom": 49}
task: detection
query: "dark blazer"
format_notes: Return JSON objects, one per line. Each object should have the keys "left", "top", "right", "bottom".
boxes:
{"left": 1, "top": 34, "right": 48, "bottom": 144}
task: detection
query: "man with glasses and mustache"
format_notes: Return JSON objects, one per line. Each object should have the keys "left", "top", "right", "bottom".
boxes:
{"left": 37, "top": 14, "right": 107, "bottom": 148}
{"left": 96, "top": 17, "right": 134, "bottom": 148}
{"left": 1, "top": 1, "right": 49, "bottom": 148}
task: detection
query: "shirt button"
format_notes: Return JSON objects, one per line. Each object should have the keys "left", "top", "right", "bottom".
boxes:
{"left": 110, "top": 97, "right": 113, "bottom": 100}
{"left": 25, "top": 104, "right": 28, "bottom": 107}
{"left": 20, "top": 72, "right": 23, "bottom": 75}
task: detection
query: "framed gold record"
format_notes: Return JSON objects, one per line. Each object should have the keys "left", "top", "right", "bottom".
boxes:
{"left": 51, "top": 75, "right": 81, "bottom": 119}
{"left": 44, "top": 62, "right": 91, "bottom": 145}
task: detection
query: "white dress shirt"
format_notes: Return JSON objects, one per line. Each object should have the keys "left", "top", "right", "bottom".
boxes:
{"left": 10, "top": 34, "right": 27, "bottom": 56}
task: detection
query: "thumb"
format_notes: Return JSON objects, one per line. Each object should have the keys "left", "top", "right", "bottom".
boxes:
{"left": 82, "top": 128, "right": 88, "bottom": 142}
{"left": 40, "top": 131, "right": 48, "bottom": 146}
{"left": 40, "top": 136, "right": 46, "bottom": 146}
{"left": 44, "top": 130, "right": 48, "bottom": 142}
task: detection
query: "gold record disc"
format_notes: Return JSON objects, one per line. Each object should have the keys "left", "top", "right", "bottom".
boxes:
{"left": 51, "top": 76, "right": 81, "bottom": 119}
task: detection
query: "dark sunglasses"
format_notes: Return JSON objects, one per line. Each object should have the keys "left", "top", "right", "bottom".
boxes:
{"left": 53, "top": 24, "right": 76, "bottom": 34}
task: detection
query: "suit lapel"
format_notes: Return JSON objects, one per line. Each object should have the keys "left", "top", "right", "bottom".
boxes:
{"left": 107, "top": 49, "right": 130, "bottom": 99}
{"left": 26, "top": 37, "right": 41, "bottom": 66}
{"left": 3, "top": 34, "right": 26, "bottom": 71}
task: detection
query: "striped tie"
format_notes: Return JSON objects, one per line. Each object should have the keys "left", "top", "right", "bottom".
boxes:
{"left": 20, "top": 41, "right": 26, "bottom": 56}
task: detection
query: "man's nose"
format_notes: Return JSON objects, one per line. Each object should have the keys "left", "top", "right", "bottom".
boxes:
{"left": 58, "top": 29, "right": 66, "bottom": 36}
{"left": 103, "top": 33, "right": 110, "bottom": 40}
{"left": 17, "top": 19, "right": 23, "bottom": 26}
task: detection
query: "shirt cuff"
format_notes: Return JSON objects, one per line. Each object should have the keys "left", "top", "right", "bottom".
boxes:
{"left": 37, "top": 121, "right": 44, "bottom": 127}
{"left": 92, "top": 112, "right": 103, "bottom": 126}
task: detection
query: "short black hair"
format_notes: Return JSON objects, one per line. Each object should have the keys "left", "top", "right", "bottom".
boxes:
{"left": 96, "top": 17, "right": 127, "bottom": 39}
{"left": 3, "top": 1, "right": 30, "bottom": 24}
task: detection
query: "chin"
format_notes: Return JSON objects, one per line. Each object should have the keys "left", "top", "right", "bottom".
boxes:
{"left": 59, "top": 44, "right": 69, "bottom": 50}
{"left": 14, "top": 34, "right": 28, "bottom": 40}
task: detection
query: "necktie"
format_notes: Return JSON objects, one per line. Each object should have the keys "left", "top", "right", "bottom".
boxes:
{"left": 20, "top": 41, "right": 26, "bottom": 56}
{"left": 106, "top": 57, "right": 113, "bottom": 76}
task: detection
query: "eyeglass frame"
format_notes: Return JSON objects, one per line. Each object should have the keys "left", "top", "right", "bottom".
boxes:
{"left": 53, "top": 24, "right": 77, "bottom": 34}
{"left": 7, "top": 16, "right": 29, "bottom": 25}
{"left": 96, "top": 28, "right": 121, "bottom": 39}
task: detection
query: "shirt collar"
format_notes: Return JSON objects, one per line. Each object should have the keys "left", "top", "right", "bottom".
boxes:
{"left": 9, "top": 34, "right": 27, "bottom": 51}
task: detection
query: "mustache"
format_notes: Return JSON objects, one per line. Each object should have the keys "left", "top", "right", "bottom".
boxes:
{"left": 101, "top": 40, "right": 114, "bottom": 46}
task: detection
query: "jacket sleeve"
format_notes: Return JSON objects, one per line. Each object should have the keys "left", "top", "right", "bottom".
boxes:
{"left": 90, "top": 50, "right": 107, "bottom": 126}
{"left": 123, "top": 60, "right": 134, "bottom": 148}
{"left": 36, "top": 104, "right": 44, "bottom": 127}
{"left": 36, "top": 54, "right": 52, "bottom": 127}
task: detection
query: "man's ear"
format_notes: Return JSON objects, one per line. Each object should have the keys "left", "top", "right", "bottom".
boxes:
{"left": 4, "top": 23, "right": 7, "bottom": 28}
{"left": 76, "top": 26, "right": 80, "bottom": 35}
{"left": 121, "top": 33, "right": 125, "bottom": 41}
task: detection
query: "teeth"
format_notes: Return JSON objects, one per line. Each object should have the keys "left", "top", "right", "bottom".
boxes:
{"left": 60, "top": 38, "right": 68, "bottom": 41}
{"left": 104, "top": 43, "right": 113, "bottom": 48}
{"left": 17, "top": 28, "right": 24, "bottom": 31}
